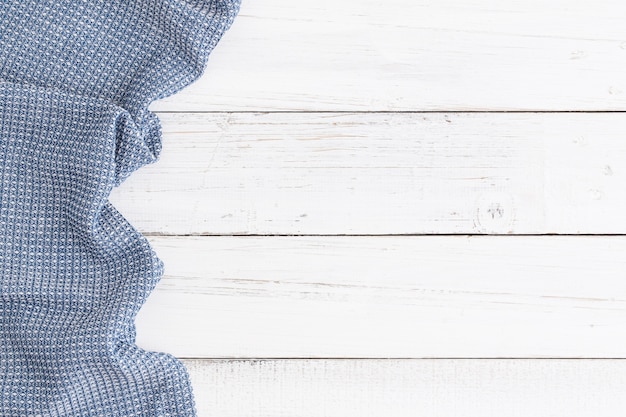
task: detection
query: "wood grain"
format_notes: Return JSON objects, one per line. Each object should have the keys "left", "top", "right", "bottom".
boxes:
{"left": 122, "top": 0, "right": 626, "bottom": 412}
{"left": 135, "top": 235, "right": 626, "bottom": 358}
{"left": 110, "top": 112, "right": 626, "bottom": 235}
{"left": 148, "top": 0, "right": 626, "bottom": 112}
{"left": 182, "top": 359, "right": 626, "bottom": 417}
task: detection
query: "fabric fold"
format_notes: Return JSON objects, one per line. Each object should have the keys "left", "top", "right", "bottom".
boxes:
{"left": 0, "top": 1, "right": 241, "bottom": 415}
{"left": 0, "top": 81, "right": 194, "bottom": 416}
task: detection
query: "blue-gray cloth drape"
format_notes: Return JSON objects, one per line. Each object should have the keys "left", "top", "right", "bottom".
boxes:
{"left": 0, "top": 1, "right": 240, "bottom": 415}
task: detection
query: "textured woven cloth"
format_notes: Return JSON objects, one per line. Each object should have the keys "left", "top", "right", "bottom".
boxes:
{"left": 0, "top": 1, "right": 240, "bottom": 415}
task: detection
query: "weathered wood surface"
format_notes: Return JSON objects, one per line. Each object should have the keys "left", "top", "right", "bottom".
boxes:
{"left": 135, "top": 235, "right": 626, "bottom": 358}
{"left": 128, "top": 1, "right": 626, "bottom": 414}
{"left": 182, "top": 359, "right": 626, "bottom": 417}
{"left": 110, "top": 112, "right": 626, "bottom": 235}
{"left": 149, "top": 0, "right": 626, "bottom": 112}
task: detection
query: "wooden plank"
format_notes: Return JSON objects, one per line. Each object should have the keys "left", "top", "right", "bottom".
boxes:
{"left": 110, "top": 112, "right": 626, "bottom": 235}
{"left": 135, "top": 235, "right": 626, "bottom": 358}
{"left": 149, "top": 0, "right": 626, "bottom": 112}
{"left": 182, "top": 359, "right": 626, "bottom": 417}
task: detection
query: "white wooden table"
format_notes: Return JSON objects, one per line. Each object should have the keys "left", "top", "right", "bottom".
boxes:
{"left": 110, "top": 0, "right": 626, "bottom": 415}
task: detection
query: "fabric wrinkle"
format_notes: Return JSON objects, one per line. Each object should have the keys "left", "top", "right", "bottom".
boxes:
{"left": 0, "top": 1, "right": 241, "bottom": 415}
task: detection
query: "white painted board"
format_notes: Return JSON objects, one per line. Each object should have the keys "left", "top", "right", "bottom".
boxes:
{"left": 110, "top": 112, "right": 626, "bottom": 235}
{"left": 149, "top": 0, "right": 626, "bottom": 111}
{"left": 135, "top": 235, "right": 626, "bottom": 358}
{"left": 183, "top": 359, "right": 626, "bottom": 417}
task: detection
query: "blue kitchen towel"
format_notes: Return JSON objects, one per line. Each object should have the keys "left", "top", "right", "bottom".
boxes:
{"left": 0, "top": 1, "right": 240, "bottom": 415}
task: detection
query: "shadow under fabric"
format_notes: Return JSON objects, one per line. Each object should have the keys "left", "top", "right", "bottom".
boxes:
{"left": 0, "top": 1, "right": 240, "bottom": 415}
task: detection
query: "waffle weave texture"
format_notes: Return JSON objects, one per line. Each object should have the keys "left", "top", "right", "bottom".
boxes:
{"left": 0, "top": 1, "right": 240, "bottom": 415}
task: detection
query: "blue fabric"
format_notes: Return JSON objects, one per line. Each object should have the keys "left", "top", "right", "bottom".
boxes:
{"left": 0, "top": 1, "right": 240, "bottom": 415}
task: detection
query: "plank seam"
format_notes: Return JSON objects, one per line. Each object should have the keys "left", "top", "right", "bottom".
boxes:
{"left": 153, "top": 110, "right": 626, "bottom": 114}
{"left": 143, "top": 233, "right": 626, "bottom": 237}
